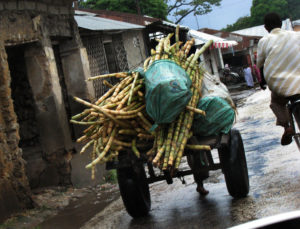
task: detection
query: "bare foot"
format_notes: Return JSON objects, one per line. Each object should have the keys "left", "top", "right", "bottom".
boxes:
{"left": 196, "top": 184, "right": 209, "bottom": 195}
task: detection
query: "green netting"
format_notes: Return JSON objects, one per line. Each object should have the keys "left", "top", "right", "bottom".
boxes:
{"left": 144, "top": 60, "right": 192, "bottom": 130}
{"left": 193, "top": 96, "right": 235, "bottom": 136}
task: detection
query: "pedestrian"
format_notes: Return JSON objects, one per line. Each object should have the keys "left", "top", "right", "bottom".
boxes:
{"left": 257, "top": 12, "right": 300, "bottom": 145}
{"left": 243, "top": 65, "right": 254, "bottom": 88}
{"left": 252, "top": 60, "right": 262, "bottom": 83}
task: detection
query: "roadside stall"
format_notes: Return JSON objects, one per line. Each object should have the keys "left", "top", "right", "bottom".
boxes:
{"left": 188, "top": 29, "right": 238, "bottom": 80}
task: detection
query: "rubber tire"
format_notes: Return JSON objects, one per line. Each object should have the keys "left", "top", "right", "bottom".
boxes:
{"left": 292, "top": 103, "right": 300, "bottom": 151}
{"left": 117, "top": 165, "right": 151, "bottom": 218}
{"left": 218, "top": 129, "right": 249, "bottom": 198}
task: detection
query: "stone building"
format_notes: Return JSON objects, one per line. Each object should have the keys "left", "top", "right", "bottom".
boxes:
{"left": 0, "top": 0, "right": 93, "bottom": 221}
{"left": 74, "top": 10, "right": 147, "bottom": 99}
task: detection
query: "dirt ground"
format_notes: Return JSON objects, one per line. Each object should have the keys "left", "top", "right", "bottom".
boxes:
{"left": 0, "top": 183, "right": 118, "bottom": 229}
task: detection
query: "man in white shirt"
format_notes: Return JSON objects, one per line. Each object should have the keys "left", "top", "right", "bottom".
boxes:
{"left": 243, "top": 65, "right": 254, "bottom": 88}
{"left": 257, "top": 12, "right": 300, "bottom": 145}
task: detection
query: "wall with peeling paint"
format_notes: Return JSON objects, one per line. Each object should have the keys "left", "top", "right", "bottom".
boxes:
{"left": 0, "top": 0, "right": 94, "bottom": 222}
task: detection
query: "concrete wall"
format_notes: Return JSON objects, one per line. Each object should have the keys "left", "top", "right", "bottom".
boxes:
{"left": 59, "top": 37, "right": 95, "bottom": 138}
{"left": 0, "top": 0, "right": 96, "bottom": 222}
{"left": 200, "top": 49, "right": 222, "bottom": 78}
{"left": 122, "top": 30, "right": 147, "bottom": 70}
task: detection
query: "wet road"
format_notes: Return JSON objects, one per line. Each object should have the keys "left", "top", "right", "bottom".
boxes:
{"left": 82, "top": 88, "right": 300, "bottom": 229}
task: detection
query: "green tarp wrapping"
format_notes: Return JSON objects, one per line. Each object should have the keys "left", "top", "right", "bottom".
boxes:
{"left": 144, "top": 60, "right": 192, "bottom": 130}
{"left": 192, "top": 96, "right": 235, "bottom": 136}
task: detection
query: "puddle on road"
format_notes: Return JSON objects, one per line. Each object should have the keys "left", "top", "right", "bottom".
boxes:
{"left": 38, "top": 187, "right": 120, "bottom": 229}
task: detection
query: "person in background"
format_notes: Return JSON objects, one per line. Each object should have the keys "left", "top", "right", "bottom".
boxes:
{"left": 252, "top": 60, "right": 262, "bottom": 83}
{"left": 257, "top": 12, "right": 300, "bottom": 145}
{"left": 243, "top": 65, "right": 254, "bottom": 88}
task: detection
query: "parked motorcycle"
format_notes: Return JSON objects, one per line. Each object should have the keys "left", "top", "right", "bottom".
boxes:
{"left": 220, "top": 67, "right": 245, "bottom": 85}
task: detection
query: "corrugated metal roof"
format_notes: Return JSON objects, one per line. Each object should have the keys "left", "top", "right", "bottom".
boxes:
{"left": 293, "top": 19, "right": 300, "bottom": 26}
{"left": 233, "top": 19, "right": 293, "bottom": 37}
{"left": 75, "top": 10, "right": 145, "bottom": 31}
{"left": 188, "top": 30, "right": 238, "bottom": 48}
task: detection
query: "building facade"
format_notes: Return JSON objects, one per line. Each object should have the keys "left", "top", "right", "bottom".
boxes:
{"left": 0, "top": 0, "right": 93, "bottom": 221}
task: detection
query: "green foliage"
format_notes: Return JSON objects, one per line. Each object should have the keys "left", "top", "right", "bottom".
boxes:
{"left": 222, "top": 0, "right": 297, "bottom": 32}
{"left": 286, "top": 0, "right": 300, "bottom": 20}
{"left": 166, "top": 0, "right": 222, "bottom": 24}
{"left": 80, "top": 0, "right": 168, "bottom": 20}
{"left": 222, "top": 16, "right": 252, "bottom": 32}
{"left": 250, "top": 0, "right": 288, "bottom": 25}
{"left": 104, "top": 169, "right": 117, "bottom": 183}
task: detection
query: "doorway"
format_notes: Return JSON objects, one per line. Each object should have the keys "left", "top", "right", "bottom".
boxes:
{"left": 6, "top": 44, "right": 43, "bottom": 188}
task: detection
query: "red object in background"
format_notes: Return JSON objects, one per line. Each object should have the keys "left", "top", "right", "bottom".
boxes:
{"left": 246, "top": 54, "right": 252, "bottom": 67}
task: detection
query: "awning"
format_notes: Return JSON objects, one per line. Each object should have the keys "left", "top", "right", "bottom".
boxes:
{"left": 188, "top": 30, "right": 238, "bottom": 49}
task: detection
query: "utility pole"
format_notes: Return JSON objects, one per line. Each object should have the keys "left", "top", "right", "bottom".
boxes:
{"left": 136, "top": 0, "right": 141, "bottom": 15}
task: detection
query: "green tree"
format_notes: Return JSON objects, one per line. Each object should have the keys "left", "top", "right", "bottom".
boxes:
{"left": 223, "top": 16, "right": 252, "bottom": 32}
{"left": 222, "top": 0, "right": 293, "bottom": 32}
{"left": 80, "top": 0, "right": 168, "bottom": 20}
{"left": 286, "top": 0, "right": 300, "bottom": 20}
{"left": 250, "top": 0, "right": 288, "bottom": 26}
{"left": 166, "top": 0, "right": 222, "bottom": 24}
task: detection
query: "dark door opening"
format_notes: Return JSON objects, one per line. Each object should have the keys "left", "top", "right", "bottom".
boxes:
{"left": 6, "top": 44, "right": 43, "bottom": 188}
{"left": 52, "top": 44, "right": 75, "bottom": 141}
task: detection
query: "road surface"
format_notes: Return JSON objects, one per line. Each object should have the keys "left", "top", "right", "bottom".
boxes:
{"left": 81, "top": 88, "right": 300, "bottom": 229}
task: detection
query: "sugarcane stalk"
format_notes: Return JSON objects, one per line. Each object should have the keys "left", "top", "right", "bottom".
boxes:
{"left": 86, "top": 128, "right": 116, "bottom": 168}
{"left": 80, "top": 140, "right": 94, "bottom": 154}
{"left": 70, "top": 120, "right": 103, "bottom": 125}
{"left": 118, "top": 129, "right": 137, "bottom": 135}
{"left": 137, "top": 91, "right": 144, "bottom": 97}
{"left": 155, "top": 37, "right": 165, "bottom": 60}
{"left": 144, "top": 57, "right": 151, "bottom": 71}
{"left": 163, "top": 122, "right": 175, "bottom": 170}
{"left": 186, "top": 144, "right": 211, "bottom": 151}
{"left": 103, "top": 80, "right": 113, "bottom": 88}
{"left": 137, "top": 133, "right": 154, "bottom": 140}
{"left": 90, "top": 126, "right": 104, "bottom": 139}
{"left": 152, "top": 144, "right": 166, "bottom": 167}
{"left": 164, "top": 33, "right": 173, "bottom": 54}
{"left": 71, "top": 109, "right": 90, "bottom": 120}
{"left": 87, "top": 72, "right": 128, "bottom": 81}
{"left": 137, "top": 112, "right": 152, "bottom": 129}
{"left": 115, "top": 114, "right": 138, "bottom": 119}
{"left": 132, "top": 138, "right": 140, "bottom": 158}
{"left": 95, "top": 84, "right": 119, "bottom": 105}
{"left": 104, "top": 104, "right": 145, "bottom": 116}
{"left": 111, "top": 76, "right": 133, "bottom": 102}
{"left": 186, "top": 106, "right": 206, "bottom": 116}
{"left": 175, "top": 25, "right": 180, "bottom": 51}
{"left": 116, "top": 85, "right": 143, "bottom": 110}
{"left": 189, "top": 40, "right": 213, "bottom": 69}
{"left": 76, "top": 134, "right": 87, "bottom": 143}
{"left": 128, "top": 72, "right": 139, "bottom": 105}
{"left": 184, "top": 38, "right": 195, "bottom": 56}
{"left": 73, "top": 96, "right": 130, "bottom": 128}
{"left": 168, "top": 112, "right": 184, "bottom": 166}
{"left": 91, "top": 140, "right": 97, "bottom": 179}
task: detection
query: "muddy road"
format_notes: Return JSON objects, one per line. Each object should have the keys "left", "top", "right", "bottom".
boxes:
{"left": 81, "top": 88, "right": 300, "bottom": 229}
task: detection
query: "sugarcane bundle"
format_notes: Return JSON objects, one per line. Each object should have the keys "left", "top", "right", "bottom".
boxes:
{"left": 72, "top": 25, "right": 212, "bottom": 178}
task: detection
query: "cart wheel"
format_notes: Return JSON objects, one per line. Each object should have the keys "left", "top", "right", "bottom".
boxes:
{"left": 117, "top": 164, "right": 151, "bottom": 218}
{"left": 218, "top": 128, "right": 249, "bottom": 198}
{"left": 291, "top": 103, "right": 300, "bottom": 151}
